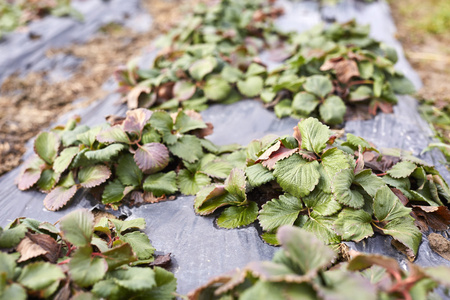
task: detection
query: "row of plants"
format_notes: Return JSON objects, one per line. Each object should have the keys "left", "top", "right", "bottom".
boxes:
{"left": 194, "top": 117, "right": 450, "bottom": 258}
{"left": 3, "top": 211, "right": 449, "bottom": 299}
{"left": 0, "top": 0, "right": 82, "bottom": 39}
{"left": 0, "top": 209, "right": 176, "bottom": 299}
{"left": 189, "top": 226, "right": 450, "bottom": 300}
{"left": 115, "top": 0, "right": 415, "bottom": 126}
{"left": 17, "top": 109, "right": 244, "bottom": 211}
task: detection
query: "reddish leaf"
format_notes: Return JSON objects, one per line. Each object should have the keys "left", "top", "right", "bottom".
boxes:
{"left": 122, "top": 108, "right": 153, "bottom": 135}
{"left": 412, "top": 206, "right": 450, "bottom": 231}
{"left": 391, "top": 188, "right": 409, "bottom": 206}
{"left": 79, "top": 165, "right": 112, "bottom": 188}
{"left": 134, "top": 143, "right": 170, "bottom": 174}
{"left": 173, "top": 80, "right": 196, "bottom": 101}
{"left": 257, "top": 140, "right": 282, "bottom": 162}
{"left": 17, "top": 168, "right": 43, "bottom": 191}
{"left": 293, "top": 126, "right": 302, "bottom": 146}
{"left": 149, "top": 253, "right": 172, "bottom": 267}
{"left": 364, "top": 152, "right": 400, "bottom": 173}
{"left": 298, "top": 150, "right": 316, "bottom": 161}
{"left": 354, "top": 146, "right": 364, "bottom": 174}
{"left": 261, "top": 147, "right": 298, "bottom": 170}
{"left": 44, "top": 185, "right": 78, "bottom": 211}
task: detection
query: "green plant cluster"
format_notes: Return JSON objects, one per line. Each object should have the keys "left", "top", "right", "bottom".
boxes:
{"left": 116, "top": 0, "right": 414, "bottom": 126}
{"left": 188, "top": 226, "right": 450, "bottom": 300}
{"left": 0, "top": 0, "right": 82, "bottom": 39}
{"left": 195, "top": 117, "right": 450, "bottom": 256}
{"left": 17, "top": 109, "right": 242, "bottom": 211}
{"left": 267, "top": 20, "right": 415, "bottom": 124}
{"left": 0, "top": 209, "right": 176, "bottom": 299}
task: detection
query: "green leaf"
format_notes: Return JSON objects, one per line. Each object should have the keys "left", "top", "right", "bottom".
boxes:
{"left": 149, "top": 111, "right": 175, "bottom": 144}
{"left": 84, "top": 144, "right": 126, "bottom": 162}
{"left": 317, "top": 269, "right": 377, "bottom": 300}
{"left": 43, "top": 185, "right": 78, "bottom": 211}
{"left": 0, "top": 283, "right": 26, "bottom": 300}
{"left": 36, "top": 169, "right": 60, "bottom": 192}
{"left": 246, "top": 63, "right": 267, "bottom": 77}
{"left": 331, "top": 169, "right": 365, "bottom": 209}
{"left": 425, "top": 266, "right": 450, "bottom": 287}
{"left": 200, "top": 159, "right": 232, "bottom": 179}
{"left": 18, "top": 262, "right": 65, "bottom": 290}
{"left": 0, "top": 253, "right": 16, "bottom": 279}
{"left": 319, "top": 96, "right": 346, "bottom": 125}
{"left": 387, "top": 161, "right": 417, "bottom": 178}
{"left": 342, "top": 134, "right": 375, "bottom": 152}
{"left": 381, "top": 217, "right": 421, "bottom": 254}
{"left": 216, "top": 202, "right": 258, "bottom": 229}
{"left": 389, "top": 76, "right": 415, "bottom": 95}
{"left": 303, "top": 189, "right": 341, "bottom": 216}
{"left": 61, "top": 125, "right": 89, "bottom": 147}
{"left": 111, "top": 218, "right": 146, "bottom": 234}
{"left": 245, "top": 164, "right": 275, "bottom": 188}
{"left": 143, "top": 171, "right": 178, "bottom": 197}
{"left": 373, "top": 186, "right": 411, "bottom": 222}
{"left": 92, "top": 279, "right": 128, "bottom": 299}
{"left": 97, "top": 126, "right": 130, "bottom": 144}
{"left": 292, "top": 92, "right": 319, "bottom": 115}
{"left": 298, "top": 117, "right": 331, "bottom": 154}
{"left": 354, "top": 169, "right": 386, "bottom": 197}
{"left": 189, "top": 56, "right": 217, "bottom": 81}
{"left": 110, "top": 267, "right": 156, "bottom": 291}
{"left": 173, "top": 80, "right": 196, "bottom": 101}
{"left": 303, "top": 75, "right": 333, "bottom": 98}
{"left": 34, "top": 132, "right": 60, "bottom": 164}
{"left": 59, "top": 209, "right": 93, "bottom": 247}
{"left": 77, "top": 126, "right": 102, "bottom": 148}
{"left": 258, "top": 194, "right": 303, "bottom": 232}
{"left": 274, "top": 99, "right": 292, "bottom": 118}
{"left": 102, "top": 180, "right": 132, "bottom": 204}
{"left": 79, "top": 165, "right": 111, "bottom": 188}
{"left": 134, "top": 143, "right": 170, "bottom": 174}
{"left": 121, "top": 231, "right": 155, "bottom": 260}
{"left": 177, "top": 169, "right": 211, "bottom": 195}
{"left": 194, "top": 185, "right": 234, "bottom": 215}
{"left": 174, "top": 111, "right": 207, "bottom": 134}
{"left": 334, "top": 208, "right": 374, "bottom": 242}
{"left": 349, "top": 85, "right": 372, "bottom": 101}
{"left": 224, "top": 168, "right": 247, "bottom": 201}
{"left": 102, "top": 244, "right": 137, "bottom": 270}
{"left": 0, "top": 224, "right": 27, "bottom": 248}
{"left": 303, "top": 212, "right": 341, "bottom": 244}
{"left": 277, "top": 226, "right": 336, "bottom": 273}
{"left": 145, "top": 267, "right": 177, "bottom": 300}
{"left": 116, "top": 154, "right": 143, "bottom": 186}
{"left": 204, "top": 76, "right": 231, "bottom": 101}
{"left": 237, "top": 76, "right": 264, "bottom": 98}
{"left": 53, "top": 147, "right": 79, "bottom": 173}
{"left": 220, "top": 66, "right": 243, "bottom": 83}
{"left": 274, "top": 154, "right": 320, "bottom": 198}
{"left": 168, "top": 135, "right": 203, "bottom": 163}
{"left": 69, "top": 246, "right": 108, "bottom": 287}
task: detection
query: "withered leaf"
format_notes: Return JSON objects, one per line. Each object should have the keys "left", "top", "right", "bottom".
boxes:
{"left": 149, "top": 253, "right": 171, "bottom": 268}
{"left": 412, "top": 206, "right": 450, "bottom": 231}
{"left": 261, "top": 147, "right": 298, "bottom": 170}
{"left": 428, "top": 233, "right": 450, "bottom": 261}
{"left": 17, "top": 232, "right": 59, "bottom": 263}
{"left": 126, "top": 86, "right": 151, "bottom": 109}
{"left": 364, "top": 152, "right": 400, "bottom": 173}
{"left": 321, "top": 58, "right": 360, "bottom": 84}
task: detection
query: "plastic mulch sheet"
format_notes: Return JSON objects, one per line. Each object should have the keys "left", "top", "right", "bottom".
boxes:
{"left": 0, "top": 0, "right": 449, "bottom": 295}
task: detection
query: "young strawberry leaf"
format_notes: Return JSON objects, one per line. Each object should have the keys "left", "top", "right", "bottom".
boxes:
{"left": 273, "top": 154, "right": 320, "bottom": 198}
{"left": 331, "top": 169, "right": 365, "bottom": 209}
{"left": 69, "top": 246, "right": 108, "bottom": 287}
{"left": 258, "top": 194, "right": 303, "bottom": 232}
{"left": 177, "top": 169, "right": 211, "bottom": 195}
{"left": 116, "top": 154, "right": 143, "bottom": 187}
{"left": 36, "top": 169, "right": 60, "bottom": 192}
{"left": 298, "top": 118, "right": 331, "bottom": 154}
{"left": 224, "top": 168, "right": 247, "bottom": 201}
{"left": 302, "top": 212, "right": 341, "bottom": 245}
{"left": 120, "top": 232, "right": 155, "bottom": 260}
{"left": 168, "top": 135, "right": 203, "bottom": 163}
{"left": 204, "top": 76, "right": 231, "bottom": 101}
{"left": 303, "top": 75, "right": 333, "bottom": 98}
{"left": 53, "top": 147, "right": 79, "bottom": 174}
{"left": 143, "top": 171, "right": 178, "bottom": 197}
{"left": 174, "top": 111, "right": 207, "bottom": 134}
{"left": 354, "top": 169, "right": 386, "bottom": 197}
{"left": 373, "top": 186, "right": 411, "bottom": 222}
{"left": 84, "top": 144, "right": 127, "bottom": 162}
{"left": 78, "top": 165, "right": 112, "bottom": 188}
{"left": 245, "top": 164, "right": 275, "bottom": 188}
{"left": 96, "top": 126, "right": 130, "bottom": 144}
{"left": 34, "top": 132, "right": 60, "bottom": 165}
{"left": 387, "top": 161, "right": 417, "bottom": 179}
{"left": 292, "top": 92, "right": 319, "bottom": 115}
{"left": 319, "top": 95, "right": 346, "bottom": 125}
{"left": 216, "top": 202, "right": 258, "bottom": 229}
{"left": 194, "top": 185, "right": 232, "bottom": 215}
{"left": 189, "top": 56, "right": 217, "bottom": 81}
{"left": 134, "top": 143, "right": 170, "bottom": 174}
{"left": 237, "top": 76, "right": 264, "bottom": 98}
{"left": 102, "top": 180, "right": 132, "bottom": 204}
{"left": 303, "top": 189, "right": 342, "bottom": 217}
{"left": 59, "top": 209, "right": 93, "bottom": 247}
{"left": 334, "top": 208, "right": 374, "bottom": 242}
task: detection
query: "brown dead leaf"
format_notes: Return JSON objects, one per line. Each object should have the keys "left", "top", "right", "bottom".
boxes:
{"left": 412, "top": 205, "right": 450, "bottom": 231}
{"left": 149, "top": 253, "right": 172, "bottom": 268}
{"left": 391, "top": 239, "right": 416, "bottom": 262}
{"left": 364, "top": 152, "right": 401, "bottom": 173}
{"left": 17, "top": 232, "right": 59, "bottom": 263}
{"left": 321, "top": 58, "right": 360, "bottom": 84}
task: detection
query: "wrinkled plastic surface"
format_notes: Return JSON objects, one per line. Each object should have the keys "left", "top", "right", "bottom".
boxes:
{"left": 0, "top": 0, "right": 449, "bottom": 295}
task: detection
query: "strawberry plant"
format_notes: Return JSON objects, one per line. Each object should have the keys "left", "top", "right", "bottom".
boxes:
{"left": 267, "top": 20, "right": 415, "bottom": 124}
{"left": 188, "top": 226, "right": 450, "bottom": 300}
{"left": 17, "top": 109, "right": 242, "bottom": 211}
{"left": 117, "top": 0, "right": 415, "bottom": 127}
{"left": 0, "top": 209, "right": 176, "bottom": 299}
{"left": 194, "top": 117, "right": 450, "bottom": 258}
